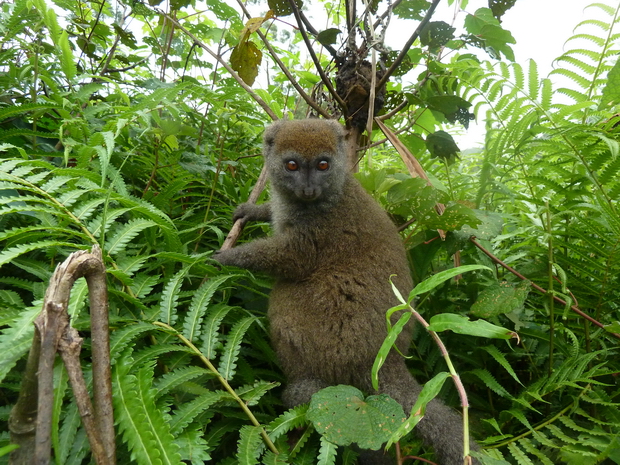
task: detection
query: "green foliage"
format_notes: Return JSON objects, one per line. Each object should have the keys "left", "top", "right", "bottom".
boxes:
{"left": 1, "top": 0, "right": 619, "bottom": 464}
{"left": 307, "top": 385, "right": 405, "bottom": 450}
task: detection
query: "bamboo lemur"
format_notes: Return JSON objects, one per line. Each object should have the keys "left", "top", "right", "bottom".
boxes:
{"left": 213, "top": 119, "right": 479, "bottom": 464}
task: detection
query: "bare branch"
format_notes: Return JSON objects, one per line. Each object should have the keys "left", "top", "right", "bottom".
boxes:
{"left": 9, "top": 246, "right": 114, "bottom": 465}
{"left": 287, "top": 0, "right": 347, "bottom": 110}
{"left": 376, "top": 0, "right": 441, "bottom": 90}
{"left": 220, "top": 165, "right": 269, "bottom": 250}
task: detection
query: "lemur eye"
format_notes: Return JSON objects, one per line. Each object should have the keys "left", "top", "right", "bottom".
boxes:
{"left": 317, "top": 160, "right": 329, "bottom": 171}
{"left": 286, "top": 160, "right": 298, "bottom": 171}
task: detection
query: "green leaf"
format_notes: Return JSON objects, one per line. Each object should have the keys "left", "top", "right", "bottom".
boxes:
{"left": 105, "top": 219, "right": 157, "bottom": 256}
{"left": 464, "top": 8, "right": 516, "bottom": 60}
{"left": 371, "top": 312, "right": 411, "bottom": 390}
{"left": 387, "top": 372, "right": 451, "bottom": 447}
{"left": 230, "top": 40, "right": 262, "bottom": 86}
{"left": 307, "top": 385, "right": 405, "bottom": 450}
{"left": 425, "top": 130, "right": 460, "bottom": 162}
{"left": 393, "top": 0, "right": 431, "bottom": 20}
{"left": 481, "top": 345, "right": 523, "bottom": 386}
{"left": 599, "top": 57, "right": 620, "bottom": 108}
{"left": 0, "top": 241, "right": 79, "bottom": 268}
{"left": 159, "top": 267, "right": 192, "bottom": 326}
{"left": 218, "top": 316, "right": 257, "bottom": 380}
{"left": 268, "top": 0, "right": 303, "bottom": 16}
{"left": 317, "top": 437, "right": 338, "bottom": 465}
{"left": 267, "top": 404, "right": 309, "bottom": 441}
{"left": 470, "top": 280, "right": 531, "bottom": 318}
{"left": 0, "top": 305, "right": 39, "bottom": 383}
{"left": 169, "top": 391, "right": 225, "bottom": 434}
{"left": 409, "top": 264, "right": 491, "bottom": 300}
{"left": 427, "top": 314, "right": 516, "bottom": 339}
{"left": 199, "top": 303, "right": 234, "bottom": 360}
{"left": 237, "top": 425, "right": 264, "bottom": 465}
{"left": 317, "top": 28, "right": 341, "bottom": 46}
{"left": 113, "top": 358, "right": 182, "bottom": 464}
{"left": 182, "top": 274, "right": 236, "bottom": 342}
{"left": 58, "top": 30, "right": 77, "bottom": 81}
{"left": 420, "top": 21, "right": 455, "bottom": 52}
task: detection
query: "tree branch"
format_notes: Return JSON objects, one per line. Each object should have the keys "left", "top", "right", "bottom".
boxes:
{"left": 287, "top": 0, "right": 347, "bottom": 110}
{"left": 376, "top": 0, "right": 441, "bottom": 90}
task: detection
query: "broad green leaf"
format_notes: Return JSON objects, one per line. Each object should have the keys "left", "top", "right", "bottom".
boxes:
{"left": 317, "top": 28, "right": 341, "bottom": 46}
{"left": 231, "top": 40, "right": 263, "bottom": 86}
{"left": 409, "top": 264, "right": 491, "bottom": 299}
{"left": 470, "top": 280, "right": 531, "bottom": 318}
{"left": 387, "top": 371, "right": 451, "bottom": 447}
{"left": 371, "top": 312, "right": 411, "bottom": 390}
{"left": 427, "top": 314, "right": 516, "bottom": 339}
{"left": 308, "top": 385, "right": 405, "bottom": 450}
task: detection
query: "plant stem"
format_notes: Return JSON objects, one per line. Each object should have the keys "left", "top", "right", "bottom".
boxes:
{"left": 152, "top": 321, "right": 279, "bottom": 455}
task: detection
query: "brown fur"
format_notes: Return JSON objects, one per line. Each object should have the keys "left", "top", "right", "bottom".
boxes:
{"left": 213, "top": 119, "right": 479, "bottom": 465}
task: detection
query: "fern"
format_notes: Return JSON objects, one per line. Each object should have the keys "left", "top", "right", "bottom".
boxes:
{"left": 113, "top": 357, "right": 182, "bottom": 465}
{"left": 237, "top": 425, "right": 264, "bottom": 465}
{"left": 105, "top": 218, "right": 158, "bottom": 256}
{"left": 268, "top": 405, "right": 309, "bottom": 442}
{"left": 218, "top": 316, "right": 258, "bottom": 380}
{"left": 158, "top": 267, "right": 192, "bottom": 326}
{"left": 199, "top": 303, "right": 235, "bottom": 360}
{"left": 182, "top": 274, "right": 236, "bottom": 342}
{"left": 317, "top": 437, "right": 338, "bottom": 465}
{"left": 154, "top": 366, "right": 213, "bottom": 400}
{"left": 169, "top": 391, "right": 226, "bottom": 435}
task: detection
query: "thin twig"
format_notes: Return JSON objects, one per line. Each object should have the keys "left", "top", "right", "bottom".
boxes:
{"left": 220, "top": 165, "right": 269, "bottom": 250}
{"left": 287, "top": 0, "right": 347, "bottom": 110}
{"left": 376, "top": 0, "right": 441, "bottom": 90}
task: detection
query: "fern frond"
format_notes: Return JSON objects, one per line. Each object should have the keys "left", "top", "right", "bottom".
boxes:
{"left": 131, "top": 273, "right": 159, "bottom": 299}
{"left": 0, "top": 305, "right": 39, "bottom": 383}
{"left": 267, "top": 405, "right": 309, "bottom": 442}
{"left": 87, "top": 207, "right": 132, "bottom": 238}
{"left": 159, "top": 267, "right": 191, "bottom": 326}
{"left": 0, "top": 101, "right": 62, "bottom": 122}
{"left": 169, "top": 391, "right": 225, "bottom": 434}
{"left": 131, "top": 344, "right": 193, "bottom": 368}
{"left": 199, "top": 303, "right": 234, "bottom": 360}
{"left": 0, "top": 240, "right": 80, "bottom": 268}
{"left": 218, "top": 316, "right": 258, "bottom": 380}
{"left": 154, "top": 366, "right": 212, "bottom": 400}
{"left": 113, "top": 358, "right": 182, "bottom": 464}
{"left": 317, "top": 437, "right": 338, "bottom": 465}
{"left": 469, "top": 369, "right": 513, "bottom": 398}
{"left": 517, "top": 438, "right": 554, "bottom": 465}
{"left": 237, "top": 425, "right": 264, "bottom": 465}
{"left": 182, "top": 274, "right": 235, "bottom": 342}
{"left": 57, "top": 399, "right": 82, "bottom": 465}
{"left": 109, "top": 322, "right": 156, "bottom": 363}
{"left": 105, "top": 219, "right": 158, "bottom": 256}
{"left": 236, "top": 381, "right": 279, "bottom": 406}
{"left": 507, "top": 442, "right": 532, "bottom": 464}
{"left": 481, "top": 345, "right": 523, "bottom": 385}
